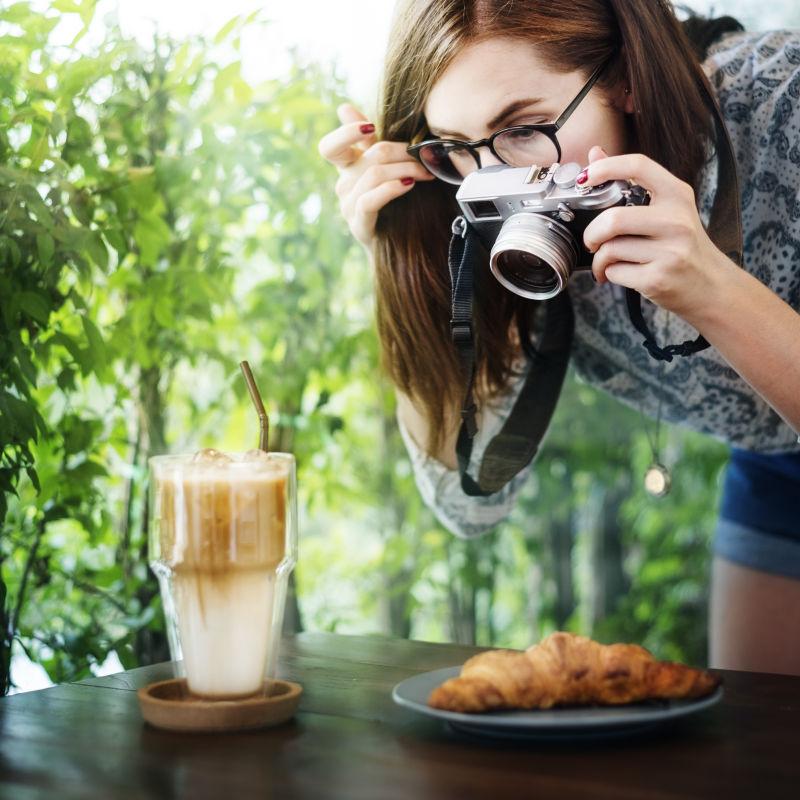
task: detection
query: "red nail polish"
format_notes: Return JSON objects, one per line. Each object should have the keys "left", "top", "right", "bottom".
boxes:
{"left": 401, "top": 177, "right": 414, "bottom": 186}
{"left": 576, "top": 169, "right": 589, "bottom": 185}
{"left": 360, "top": 123, "right": 375, "bottom": 134}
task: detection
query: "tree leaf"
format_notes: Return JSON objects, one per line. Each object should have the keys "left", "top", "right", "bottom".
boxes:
{"left": 0, "top": 390, "right": 37, "bottom": 442}
{"left": 25, "top": 465, "right": 41, "bottom": 493}
{"left": 85, "top": 231, "right": 108, "bottom": 271}
{"left": 80, "top": 316, "right": 106, "bottom": 366}
{"left": 36, "top": 232, "right": 55, "bottom": 266}
{"left": 214, "top": 14, "right": 241, "bottom": 45}
{"left": 50, "top": 332, "right": 91, "bottom": 374}
{"left": 17, "top": 291, "right": 51, "bottom": 325}
{"left": 66, "top": 459, "right": 108, "bottom": 482}
{"left": 133, "top": 216, "right": 171, "bottom": 266}
{"left": 21, "top": 184, "right": 54, "bottom": 229}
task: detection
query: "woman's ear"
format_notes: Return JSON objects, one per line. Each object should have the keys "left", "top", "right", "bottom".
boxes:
{"left": 609, "top": 82, "right": 635, "bottom": 114}
{"left": 622, "top": 86, "right": 635, "bottom": 114}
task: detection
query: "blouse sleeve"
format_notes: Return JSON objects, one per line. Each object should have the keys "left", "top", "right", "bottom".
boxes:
{"left": 396, "top": 359, "right": 534, "bottom": 539}
{"left": 705, "top": 30, "right": 800, "bottom": 312}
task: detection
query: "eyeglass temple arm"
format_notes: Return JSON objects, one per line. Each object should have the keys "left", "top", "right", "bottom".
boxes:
{"left": 552, "top": 60, "right": 609, "bottom": 130}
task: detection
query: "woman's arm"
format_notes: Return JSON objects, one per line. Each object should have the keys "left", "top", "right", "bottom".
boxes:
{"left": 395, "top": 372, "right": 535, "bottom": 539}
{"left": 682, "top": 250, "right": 800, "bottom": 434}
{"left": 581, "top": 148, "right": 800, "bottom": 437}
{"left": 396, "top": 390, "right": 459, "bottom": 469}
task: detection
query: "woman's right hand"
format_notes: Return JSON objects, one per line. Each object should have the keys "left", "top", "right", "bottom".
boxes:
{"left": 318, "top": 103, "right": 435, "bottom": 250}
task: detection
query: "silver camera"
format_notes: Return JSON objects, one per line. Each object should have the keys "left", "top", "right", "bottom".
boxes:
{"left": 455, "top": 162, "right": 649, "bottom": 300}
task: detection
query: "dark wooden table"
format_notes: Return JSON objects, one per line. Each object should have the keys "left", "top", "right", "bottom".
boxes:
{"left": 1, "top": 632, "right": 798, "bottom": 799}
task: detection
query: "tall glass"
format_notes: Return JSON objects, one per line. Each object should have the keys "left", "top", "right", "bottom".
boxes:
{"left": 148, "top": 450, "right": 297, "bottom": 699}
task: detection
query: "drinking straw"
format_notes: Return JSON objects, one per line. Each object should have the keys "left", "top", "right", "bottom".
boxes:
{"left": 239, "top": 360, "right": 269, "bottom": 453}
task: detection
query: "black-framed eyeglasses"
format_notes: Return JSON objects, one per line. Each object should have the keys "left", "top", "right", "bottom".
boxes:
{"left": 407, "top": 59, "right": 610, "bottom": 185}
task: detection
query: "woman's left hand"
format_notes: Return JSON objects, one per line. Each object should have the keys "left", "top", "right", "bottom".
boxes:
{"left": 581, "top": 145, "right": 728, "bottom": 321}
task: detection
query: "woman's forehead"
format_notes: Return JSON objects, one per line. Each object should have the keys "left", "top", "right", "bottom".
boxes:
{"left": 423, "top": 38, "right": 581, "bottom": 136}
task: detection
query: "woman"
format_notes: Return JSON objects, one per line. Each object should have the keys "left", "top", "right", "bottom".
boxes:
{"left": 318, "top": 0, "right": 800, "bottom": 674}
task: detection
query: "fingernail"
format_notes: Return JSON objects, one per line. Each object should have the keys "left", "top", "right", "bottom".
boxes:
{"left": 360, "top": 123, "right": 375, "bottom": 134}
{"left": 576, "top": 169, "right": 589, "bottom": 185}
{"left": 401, "top": 177, "right": 415, "bottom": 186}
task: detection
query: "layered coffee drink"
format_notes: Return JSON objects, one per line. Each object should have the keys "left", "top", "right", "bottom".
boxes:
{"left": 149, "top": 449, "right": 297, "bottom": 699}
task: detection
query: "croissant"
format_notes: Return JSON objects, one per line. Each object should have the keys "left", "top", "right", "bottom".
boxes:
{"left": 428, "top": 631, "right": 721, "bottom": 713}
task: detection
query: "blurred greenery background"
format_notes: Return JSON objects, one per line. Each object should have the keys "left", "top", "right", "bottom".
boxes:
{"left": 1, "top": 0, "right": 794, "bottom": 694}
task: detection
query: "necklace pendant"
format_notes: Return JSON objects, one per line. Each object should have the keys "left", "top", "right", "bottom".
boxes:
{"left": 644, "top": 463, "right": 671, "bottom": 497}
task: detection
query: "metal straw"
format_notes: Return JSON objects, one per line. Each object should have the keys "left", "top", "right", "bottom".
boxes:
{"left": 239, "top": 360, "right": 269, "bottom": 453}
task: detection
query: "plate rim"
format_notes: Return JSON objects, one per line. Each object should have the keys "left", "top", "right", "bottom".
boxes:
{"left": 391, "top": 665, "right": 724, "bottom": 730}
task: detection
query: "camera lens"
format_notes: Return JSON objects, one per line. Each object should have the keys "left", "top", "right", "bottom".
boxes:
{"left": 495, "top": 251, "right": 558, "bottom": 295}
{"left": 489, "top": 214, "right": 578, "bottom": 300}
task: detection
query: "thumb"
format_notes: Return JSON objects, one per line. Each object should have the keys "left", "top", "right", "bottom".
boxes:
{"left": 587, "top": 145, "right": 609, "bottom": 163}
{"left": 337, "top": 102, "right": 369, "bottom": 125}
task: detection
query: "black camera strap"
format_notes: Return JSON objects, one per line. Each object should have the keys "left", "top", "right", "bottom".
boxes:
{"left": 449, "top": 219, "right": 573, "bottom": 497}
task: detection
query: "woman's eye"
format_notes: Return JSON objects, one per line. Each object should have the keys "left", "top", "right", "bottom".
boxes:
{"left": 507, "top": 128, "right": 543, "bottom": 140}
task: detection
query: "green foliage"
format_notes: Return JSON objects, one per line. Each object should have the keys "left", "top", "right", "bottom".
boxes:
{"left": 1, "top": 2, "right": 729, "bottom": 694}
{"left": 0, "top": 1, "right": 363, "bottom": 691}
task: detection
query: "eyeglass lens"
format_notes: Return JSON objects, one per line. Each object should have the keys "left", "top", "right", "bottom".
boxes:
{"left": 417, "top": 129, "right": 559, "bottom": 184}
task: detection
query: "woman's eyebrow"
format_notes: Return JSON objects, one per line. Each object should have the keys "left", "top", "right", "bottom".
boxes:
{"left": 428, "top": 97, "right": 546, "bottom": 139}
{"left": 487, "top": 98, "right": 546, "bottom": 129}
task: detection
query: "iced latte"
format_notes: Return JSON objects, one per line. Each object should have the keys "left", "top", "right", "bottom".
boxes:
{"left": 149, "top": 449, "right": 297, "bottom": 699}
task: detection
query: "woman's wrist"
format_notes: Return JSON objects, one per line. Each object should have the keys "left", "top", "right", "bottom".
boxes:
{"left": 677, "top": 247, "right": 744, "bottom": 332}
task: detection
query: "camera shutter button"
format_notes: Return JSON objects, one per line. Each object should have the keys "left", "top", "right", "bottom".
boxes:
{"left": 553, "top": 162, "right": 583, "bottom": 189}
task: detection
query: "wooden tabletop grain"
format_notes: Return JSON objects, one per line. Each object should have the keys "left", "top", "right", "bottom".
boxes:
{"left": 1, "top": 632, "right": 798, "bottom": 800}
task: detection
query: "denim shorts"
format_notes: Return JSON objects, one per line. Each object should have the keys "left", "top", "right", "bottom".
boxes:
{"left": 713, "top": 447, "right": 800, "bottom": 580}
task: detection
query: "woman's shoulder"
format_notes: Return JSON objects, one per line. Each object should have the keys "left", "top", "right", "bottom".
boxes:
{"left": 699, "top": 28, "right": 800, "bottom": 310}
{"left": 700, "top": 29, "right": 800, "bottom": 166}
{"left": 704, "top": 29, "right": 800, "bottom": 96}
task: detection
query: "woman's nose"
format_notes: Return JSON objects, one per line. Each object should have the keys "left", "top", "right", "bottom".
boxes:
{"left": 476, "top": 146, "right": 504, "bottom": 168}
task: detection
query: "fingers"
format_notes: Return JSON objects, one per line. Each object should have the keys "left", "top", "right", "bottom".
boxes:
{"left": 318, "top": 118, "right": 377, "bottom": 168}
{"left": 335, "top": 145, "right": 432, "bottom": 206}
{"left": 590, "top": 235, "right": 649, "bottom": 283}
{"left": 582, "top": 151, "right": 693, "bottom": 204}
{"left": 602, "top": 262, "right": 651, "bottom": 291}
{"left": 587, "top": 145, "right": 609, "bottom": 163}
{"left": 343, "top": 159, "right": 431, "bottom": 205}
{"left": 319, "top": 102, "right": 436, "bottom": 248}
{"left": 342, "top": 162, "right": 434, "bottom": 242}
{"left": 333, "top": 138, "right": 433, "bottom": 247}
{"left": 337, "top": 102, "right": 369, "bottom": 125}
{"left": 359, "top": 140, "right": 429, "bottom": 177}
{"left": 583, "top": 205, "right": 656, "bottom": 254}
{"left": 349, "top": 177, "right": 428, "bottom": 245}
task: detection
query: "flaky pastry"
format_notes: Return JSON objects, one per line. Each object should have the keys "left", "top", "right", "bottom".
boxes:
{"left": 428, "top": 631, "right": 721, "bottom": 713}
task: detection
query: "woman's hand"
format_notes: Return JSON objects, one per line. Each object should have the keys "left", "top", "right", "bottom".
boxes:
{"left": 317, "top": 103, "right": 435, "bottom": 250}
{"left": 581, "top": 145, "right": 731, "bottom": 321}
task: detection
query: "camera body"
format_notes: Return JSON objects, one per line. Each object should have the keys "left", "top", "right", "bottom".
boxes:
{"left": 455, "top": 162, "right": 649, "bottom": 299}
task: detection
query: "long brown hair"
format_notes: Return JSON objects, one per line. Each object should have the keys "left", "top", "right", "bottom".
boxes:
{"left": 374, "top": 0, "right": 717, "bottom": 454}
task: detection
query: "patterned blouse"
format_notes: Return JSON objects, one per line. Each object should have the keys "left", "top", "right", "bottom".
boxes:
{"left": 398, "top": 29, "right": 800, "bottom": 538}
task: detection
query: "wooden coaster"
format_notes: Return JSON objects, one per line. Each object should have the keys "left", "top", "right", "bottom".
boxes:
{"left": 138, "top": 678, "right": 302, "bottom": 733}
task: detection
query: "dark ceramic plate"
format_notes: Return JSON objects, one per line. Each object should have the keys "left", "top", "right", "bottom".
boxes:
{"left": 392, "top": 666, "right": 723, "bottom": 741}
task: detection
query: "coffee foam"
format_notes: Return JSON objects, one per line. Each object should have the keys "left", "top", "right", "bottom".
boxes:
{"left": 154, "top": 455, "right": 288, "bottom": 571}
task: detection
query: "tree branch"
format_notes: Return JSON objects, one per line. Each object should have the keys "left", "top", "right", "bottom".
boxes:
{"left": 9, "top": 516, "right": 45, "bottom": 640}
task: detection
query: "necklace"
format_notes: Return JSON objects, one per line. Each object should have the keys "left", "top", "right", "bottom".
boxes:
{"left": 639, "top": 311, "right": 672, "bottom": 497}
